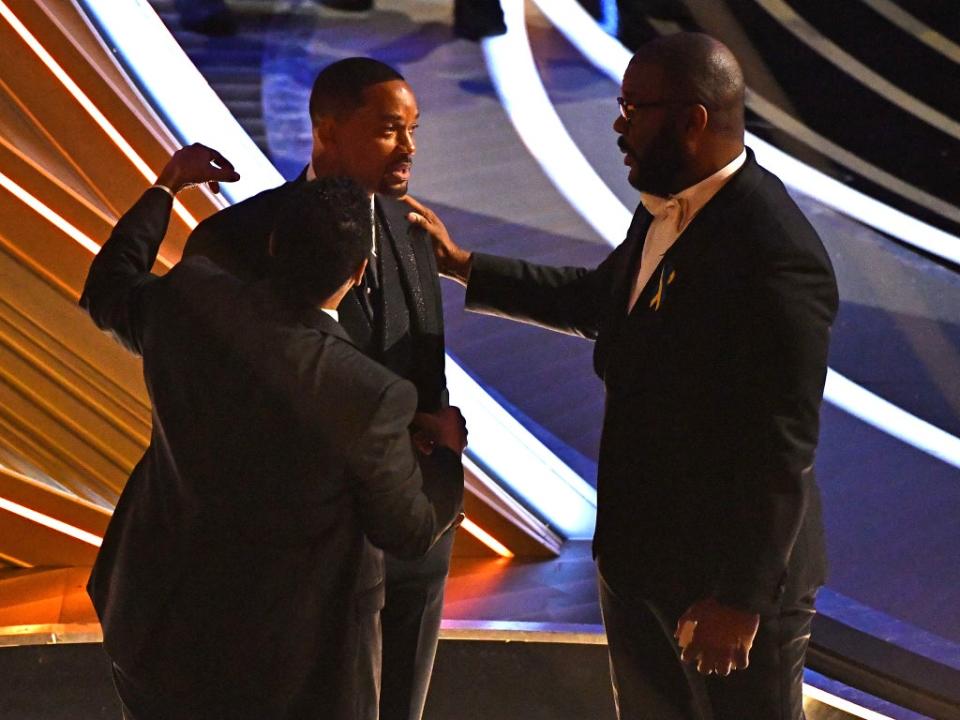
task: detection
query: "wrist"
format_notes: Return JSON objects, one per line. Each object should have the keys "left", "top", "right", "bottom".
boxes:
{"left": 444, "top": 250, "right": 472, "bottom": 286}
{"left": 155, "top": 168, "right": 185, "bottom": 195}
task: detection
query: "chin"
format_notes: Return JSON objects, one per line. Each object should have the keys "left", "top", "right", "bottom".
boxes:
{"left": 379, "top": 180, "right": 409, "bottom": 198}
{"left": 628, "top": 167, "right": 652, "bottom": 192}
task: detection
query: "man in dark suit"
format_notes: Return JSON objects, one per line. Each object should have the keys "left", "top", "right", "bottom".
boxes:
{"left": 406, "top": 33, "right": 838, "bottom": 720}
{"left": 184, "top": 58, "right": 462, "bottom": 720}
{"left": 81, "top": 145, "right": 464, "bottom": 719}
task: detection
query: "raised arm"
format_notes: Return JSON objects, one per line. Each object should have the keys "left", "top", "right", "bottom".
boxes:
{"left": 79, "top": 144, "right": 239, "bottom": 353}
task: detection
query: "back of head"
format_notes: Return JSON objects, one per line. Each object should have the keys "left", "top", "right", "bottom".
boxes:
{"left": 632, "top": 32, "right": 745, "bottom": 138}
{"left": 309, "top": 57, "right": 405, "bottom": 123}
{"left": 271, "top": 177, "right": 370, "bottom": 303}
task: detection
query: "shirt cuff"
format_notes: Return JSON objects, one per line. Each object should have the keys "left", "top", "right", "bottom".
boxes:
{"left": 150, "top": 184, "right": 175, "bottom": 198}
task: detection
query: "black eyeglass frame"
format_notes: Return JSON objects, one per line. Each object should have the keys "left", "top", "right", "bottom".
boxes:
{"left": 616, "top": 96, "right": 700, "bottom": 120}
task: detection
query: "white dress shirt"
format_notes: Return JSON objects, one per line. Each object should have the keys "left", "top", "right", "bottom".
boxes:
{"left": 627, "top": 149, "right": 747, "bottom": 312}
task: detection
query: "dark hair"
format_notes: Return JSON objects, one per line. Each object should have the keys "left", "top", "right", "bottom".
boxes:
{"left": 309, "top": 57, "right": 405, "bottom": 124}
{"left": 270, "top": 177, "right": 370, "bottom": 303}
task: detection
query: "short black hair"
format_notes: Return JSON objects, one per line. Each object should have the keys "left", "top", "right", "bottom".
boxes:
{"left": 309, "top": 57, "right": 405, "bottom": 124}
{"left": 270, "top": 177, "right": 370, "bottom": 303}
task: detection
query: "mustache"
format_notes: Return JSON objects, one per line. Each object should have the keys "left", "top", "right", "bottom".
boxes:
{"left": 391, "top": 155, "right": 414, "bottom": 166}
{"left": 617, "top": 137, "right": 641, "bottom": 164}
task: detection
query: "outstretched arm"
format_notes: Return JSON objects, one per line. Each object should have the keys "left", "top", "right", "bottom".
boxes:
{"left": 403, "top": 194, "right": 628, "bottom": 340}
{"left": 80, "top": 144, "right": 239, "bottom": 353}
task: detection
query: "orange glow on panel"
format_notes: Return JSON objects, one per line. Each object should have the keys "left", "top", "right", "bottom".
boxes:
{"left": 0, "top": 170, "right": 173, "bottom": 269}
{"left": 0, "top": 0, "right": 198, "bottom": 229}
{"left": 460, "top": 517, "right": 514, "bottom": 558}
{"left": 0, "top": 496, "right": 103, "bottom": 548}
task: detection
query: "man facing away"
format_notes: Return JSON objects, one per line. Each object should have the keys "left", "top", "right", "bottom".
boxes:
{"left": 407, "top": 33, "right": 839, "bottom": 720}
{"left": 81, "top": 145, "right": 464, "bottom": 719}
{"left": 184, "top": 57, "right": 462, "bottom": 720}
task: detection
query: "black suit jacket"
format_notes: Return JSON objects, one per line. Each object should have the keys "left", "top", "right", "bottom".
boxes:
{"left": 184, "top": 178, "right": 448, "bottom": 407}
{"left": 81, "top": 188, "right": 462, "bottom": 719}
{"left": 466, "top": 150, "right": 839, "bottom": 614}
{"left": 184, "top": 177, "right": 461, "bottom": 499}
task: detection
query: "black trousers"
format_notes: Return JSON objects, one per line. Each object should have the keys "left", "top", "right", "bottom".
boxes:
{"left": 379, "top": 526, "right": 457, "bottom": 720}
{"left": 598, "top": 573, "right": 815, "bottom": 720}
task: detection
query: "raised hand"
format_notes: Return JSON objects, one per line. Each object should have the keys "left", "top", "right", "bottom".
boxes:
{"left": 155, "top": 143, "right": 240, "bottom": 195}
{"left": 401, "top": 195, "right": 472, "bottom": 285}
{"left": 675, "top": 597, "right": 760, "bottom": 676}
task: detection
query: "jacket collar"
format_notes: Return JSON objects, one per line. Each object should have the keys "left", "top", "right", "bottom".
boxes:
{"left": 299, "top": 305, "right": 358, "bottom": 347}
{"left": 610, "top": 148, "right": 760, "bottom": 318}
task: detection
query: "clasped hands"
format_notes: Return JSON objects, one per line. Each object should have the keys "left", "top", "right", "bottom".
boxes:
{"left": 411, "top": 407, "right": 468, "bottom": 456}
{"left": 675, "top": 597, "right": 760, "bottom": 677}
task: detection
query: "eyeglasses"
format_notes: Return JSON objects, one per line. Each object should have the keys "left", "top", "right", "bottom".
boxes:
{"left": 617, "top": 96, "right": 693, "bottom": 121}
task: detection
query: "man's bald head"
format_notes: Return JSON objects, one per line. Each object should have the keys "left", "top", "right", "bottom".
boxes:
{"left": 629, "top": 33, "right": 745, "bottom": 138}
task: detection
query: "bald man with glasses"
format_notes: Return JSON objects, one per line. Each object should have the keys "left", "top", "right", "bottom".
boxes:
{"left": 408, "top": 33, "right": 838, "bottom": 720}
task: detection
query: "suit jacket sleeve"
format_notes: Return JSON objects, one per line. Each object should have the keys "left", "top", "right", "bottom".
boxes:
{"left": 714, "top": 233, "right": 839, "bottom": 613}
{"left": 464, "top": 245, "right": 629, "bottom": 340}
{"left": 347, "top": 378, "right": 463, "bottom": 560}
{"left": 79, "top": 188, "right": 173, "bottom": 354}
{"left": 182, "top": 185, "right": 283, "bottom": 282}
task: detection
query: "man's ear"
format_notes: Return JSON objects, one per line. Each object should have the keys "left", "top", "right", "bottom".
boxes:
{"left": 312, "top": 117, "right": 337, "bottom": 149}
{"left": 686, "top": 104, "right": 709, "bottom": 138}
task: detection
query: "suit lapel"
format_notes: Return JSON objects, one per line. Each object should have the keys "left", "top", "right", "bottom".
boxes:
{"left": 376, "top": 195, "right": 440, "bottom": 336}
{"left": 622, "top": 151, "right": 763, "bottom": 319}
{"left": 607, "top": 207, "right": 652, "bottom": 325}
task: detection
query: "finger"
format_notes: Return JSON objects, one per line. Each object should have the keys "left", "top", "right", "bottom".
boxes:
{"left": 207, "top": 180, "right": 220, "bottom": 194}
{"left": 399, "top": 194, "right": 428, "bottom": 214}
{"left": 733, "top": 644, "right": 750, "bottom": 670}
{"left": 675, "top": 608, "right": 698, "bottom": 639}
{"left": 675, "top": 619, "right": 697, "bottom": 647}
{"left": 189, "top": 144, "right": 239, "bottom": 181}
{"left": 406, "top": 211, "right": 429, "bottom": 227}
{"left": 696, "top": 649, "right": 728, "bottom": 676}
{"left": 209, "top": 159, "right": 240, "bottom": 182}
{"left": 207, "top": 147, "right": 235, "bottom": 173}
{"left": 412, "top": 432, "right": 435, "bottom": 455}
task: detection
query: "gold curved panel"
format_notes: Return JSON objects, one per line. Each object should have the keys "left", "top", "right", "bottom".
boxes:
{"left": 0, "top": 0, "right": 224, "bottom": 515}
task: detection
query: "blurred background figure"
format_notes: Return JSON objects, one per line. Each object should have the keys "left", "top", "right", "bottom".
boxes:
{"left": 453, "top": 0, "right": 506, "bottom": 40}
{"left": 317, "top": 0, "right": 506, "bottom": 40}
{"left": 173, "top": 0, "right": 236, "bottom": 35}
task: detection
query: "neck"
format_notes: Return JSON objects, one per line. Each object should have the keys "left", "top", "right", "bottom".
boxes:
{"left": 309, "top": 155, "right": 376, "bottom": 199}
{"left": 675, "top": 143, "right": 744, "bottom": 193}
{"left": 319, "top": 286, "right": 350, "bottom": 312}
